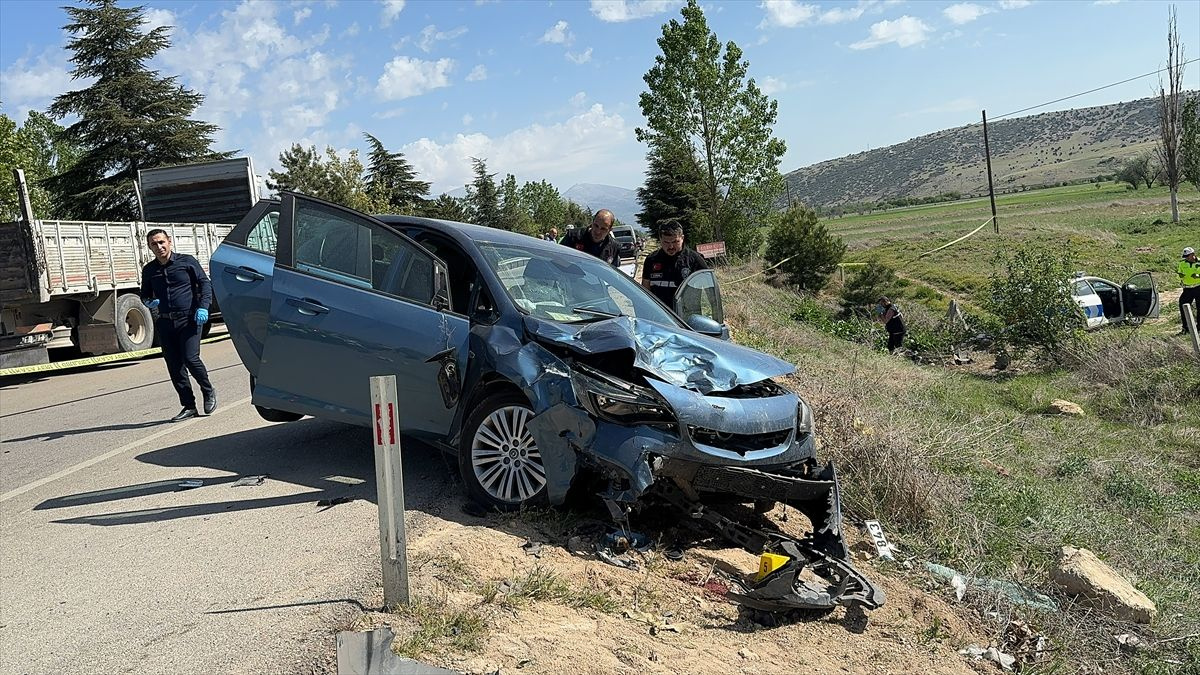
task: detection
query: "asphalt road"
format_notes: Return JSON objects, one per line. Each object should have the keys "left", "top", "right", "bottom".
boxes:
{"left": 0, "top": 330, "right": 460, "bottom": 674}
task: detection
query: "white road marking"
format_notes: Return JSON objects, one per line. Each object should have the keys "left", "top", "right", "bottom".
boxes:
{"left": 0, "top": 395, "right": 253, "bottom": 504}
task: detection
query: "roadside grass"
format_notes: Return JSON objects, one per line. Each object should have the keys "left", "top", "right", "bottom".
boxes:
{"left": 718, "top": 259, "right": 1200, "bottom": 673}
{"left": 390, "top": 593, "right": 489, "bottom": 658}
{"left": 480, "top": 564, "right": 620, "bottom": 613}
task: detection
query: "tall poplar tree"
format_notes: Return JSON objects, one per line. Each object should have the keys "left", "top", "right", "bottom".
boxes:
{"left": 45, "top": 0, "right": 227, "bottom": 220}
{"left": 637, "top": 0, "right": 785, "bottom": 256}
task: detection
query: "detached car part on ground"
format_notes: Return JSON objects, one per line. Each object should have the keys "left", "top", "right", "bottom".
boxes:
{"left": 210, "top": 194, "right": 885, "bottom": 615}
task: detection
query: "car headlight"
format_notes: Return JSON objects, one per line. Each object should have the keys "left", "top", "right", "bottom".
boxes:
{"left": 571, "top": 365, "right": 675, "bottom": 426}
{"left": 797, "top": 399, "right": 815, "bottom": 436}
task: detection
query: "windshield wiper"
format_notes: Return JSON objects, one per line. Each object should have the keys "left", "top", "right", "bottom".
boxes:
{"left": 572, "top": 306, "right": 621, "bottom": 319}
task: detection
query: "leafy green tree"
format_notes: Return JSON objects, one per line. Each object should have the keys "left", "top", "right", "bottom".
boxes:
{"left": 44, "top": 0, "right": 227, "bottom": 220}
{"left": 1181, "top": 96, "right": 1200, "bottom": 192}
{"left": 498, "top": 173, "right": 534, "bottom": 234}
{"left": 1, "top": 111, "right": 81, "bottom": 220}
{"left": 520, "top": 180, "right": 565, "bottom": 231}
{"left": 465, "top": 157, "right": 501, "bottom": 229}
{"left": 983, "top": 243, "right": 1081, "bottom": 364}
{"left": 421, "top": 194, "right": 469, "bottom": 221}
{"left": 840, "top": 257, "right": 900, "bottom": 316}
{"left": 266, "top": 144, "right": 378, "bottom": 212}
{"left": 636, "top": 141, "right": 703, "bottom": 240}
{"left": 762, "top": 204, "right": 845, "bottom": 293}
{"left": 363, "top": 133, "right": 429, "bottom": 214}
{"left": 636, "top": 0, "right": 785, "bottom": 256}
{"left": 561, "top": 200, "right": 592, "bottom": 229}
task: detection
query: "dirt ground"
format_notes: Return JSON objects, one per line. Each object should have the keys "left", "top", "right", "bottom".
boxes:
{"left": 342, "top": 499, "right": 997, "bottom": 675}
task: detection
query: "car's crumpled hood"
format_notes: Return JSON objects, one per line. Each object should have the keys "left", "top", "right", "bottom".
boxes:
{"left": 523, "top": 315, "right": 794, "bottom": 394}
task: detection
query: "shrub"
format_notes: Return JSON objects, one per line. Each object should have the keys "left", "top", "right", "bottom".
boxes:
{"left": 982, "top": 243, "right": 1082, "bottom": 363}
{"left": 763, "top": 204, "right": 846, "bottom": 292}
{"left": 840, "top": 257, "right": 900, "bottom": 316}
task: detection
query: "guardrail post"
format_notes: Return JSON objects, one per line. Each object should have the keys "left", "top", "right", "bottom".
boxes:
{"left": 1185, "top": 303, "right": 1200, "bottom": 358}
{"left": 370, "top": 375, "right": 410, "bottom": 608}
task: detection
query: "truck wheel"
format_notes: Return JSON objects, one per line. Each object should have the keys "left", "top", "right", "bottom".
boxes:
{"left": 458, "top": 391, "right": 549, "bottom": 510}
{"left": 115, "top": 293, "right": 154, "bottom": 352}
{"left": 250, "top": 376, "right": 304, "bottom": 422}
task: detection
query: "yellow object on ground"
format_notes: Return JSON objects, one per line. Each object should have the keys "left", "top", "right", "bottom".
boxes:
{"left": 757, "top": 553, "right": 790, "bottom": 580}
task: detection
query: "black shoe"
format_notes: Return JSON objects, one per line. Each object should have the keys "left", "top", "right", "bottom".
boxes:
{"left": 203, "top": 392, "right": 217, "bottom": 415}
{"left": 171, "top": 408, "right": 199, "bottom": 422}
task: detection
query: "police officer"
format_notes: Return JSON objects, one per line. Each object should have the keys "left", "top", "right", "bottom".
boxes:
{"left": 560, "top": 210, "right": 620, "bottom": 267}
{"left": 640, "top": 222, "right": 708, "bottom": 307}
{"left": 140, "top": 229, "right": 216, "bottom": 421}
{"left": 1178, "top": 246, "right": 1200, "bottom": 334}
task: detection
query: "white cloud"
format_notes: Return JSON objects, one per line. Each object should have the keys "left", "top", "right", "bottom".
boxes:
{"left": 0, "top": 50, "right": 77, "bottom": 115}
{"left": 342, "top": 22, "right": 360, "bottom": 38}
{"left": 759, "top": 0, "right": 818, "bottom": 27}
{"left": 143, "top": 8, "right": 177, "bottom": 32}
{"left": 462, "top": 114, "right": 473, "bottom": 126}
{"left": 850, "top": 16, "right": 932, "bottom": 49}
{"left": 570, "top": 92, "right": 588, "bottom": 107}
{"left": 417, "top": 25, "right": 468, "bottom": 53}
{"left": 902, "top": 97, "right": 978, "bottom": 116}
{"left": 590, "top": 0, "right": 679, "bottom": 23}
{"left": 293, "top": 7, "right": 312, "bottom": 24}
{"left": 943, "top": 3, "right": 992, "bottom": 24}
{"left": 999, "top": 0, "right": 1031, "bottom": 8}
{"left": 402, "top": 104, "right": 629, "bottom": 193}
{"left": 466, "top": 65, "right": 488, "bottom": 81}
{"left": 381, "top": 0, "right": 405, "bottom": 27}
{"left": 540, "top": 20, "right": 573, "bottom": 44}
{"left": 566, "top": 48, "right": 594, "bottom": 64}
{"left": 759, "top": 76, "right": 787, "bottom": 95}
{"left": 376, "top": 57, "right": 454, "bottom": 100}
{"left": 759, "top": 0, "right": 880, "bottom": 28}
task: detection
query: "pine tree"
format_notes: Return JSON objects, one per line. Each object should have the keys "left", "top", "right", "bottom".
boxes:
{"left": 636, "top": 141, "right": 703, "bottom": 240}
{"left": 421, "top": 194, "right": 469, "bottom": 221}
{"left": 45, "top": 0, "right": 227, "bottom": 220}
{"left": 363, "top": 133, "right": 430, "bottom": 214}
{"left": 465, "top": 157, "right": 501, "bottom": 228}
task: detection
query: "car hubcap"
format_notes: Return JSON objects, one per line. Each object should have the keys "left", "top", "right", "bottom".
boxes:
{"left": 471, "top": 405, "right": 546, "bottom": 503}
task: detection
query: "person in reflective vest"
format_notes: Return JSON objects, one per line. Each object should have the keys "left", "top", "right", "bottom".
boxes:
{"left": 1178, "top": 246, "right": 1200, "bottom": 334}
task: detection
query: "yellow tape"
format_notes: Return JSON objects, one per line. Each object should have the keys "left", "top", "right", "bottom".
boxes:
{"left": 0, "top": 333, "right": 230, "bottom": 377}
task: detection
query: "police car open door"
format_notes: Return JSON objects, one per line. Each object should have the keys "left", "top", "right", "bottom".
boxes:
{"left": 1121, "top": 271, "right": 1159, "bottom": 322}
{"left": 674, "top": 269, "right": 729, "bottom": 339}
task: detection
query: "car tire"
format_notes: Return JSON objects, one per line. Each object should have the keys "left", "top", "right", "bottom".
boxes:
{"left": 114, "top": 293, "right": 154, "bottom": 352}
{"left": 250, "top": 376, "right": 304, "bottom": 423}
{"left": 458, "top": 391, "right": 548, "bottom": 510}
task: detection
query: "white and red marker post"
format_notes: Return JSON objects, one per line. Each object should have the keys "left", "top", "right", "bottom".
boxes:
{"left": 370, "top": 375, "right": 409, "bottom": 607}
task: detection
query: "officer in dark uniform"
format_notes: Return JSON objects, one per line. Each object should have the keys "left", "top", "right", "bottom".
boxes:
{"left": 641, "top": 222, "right": 709, "bottom": 307}
{"left": 140, "top": 228, "right": 216, "bottom": 421}
{"left": 560, "top": 209, "right": 620, "bottom": 267}
{"left": 875, "top": 296, "right": 907, "bottom": 353}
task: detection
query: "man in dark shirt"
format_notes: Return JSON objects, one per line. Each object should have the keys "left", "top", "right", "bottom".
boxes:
{"left": 140, "top": 229, "right": 216, "bottom": 421}
{"left": 641, "top": 222, "right": 709, "bottom": 307}
{"left": 560, "top": 209, "right": 620, "bottom": 267}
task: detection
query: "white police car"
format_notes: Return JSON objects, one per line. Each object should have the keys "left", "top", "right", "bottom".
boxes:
{"left": 1069, "top": 271, "right": 1159, "bottom": 329}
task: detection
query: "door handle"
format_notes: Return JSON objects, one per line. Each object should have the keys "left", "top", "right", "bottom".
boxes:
{"left": 287, "top": 297, "right": 330, "bottom": 316}
{"left": 225, "top": 266, "right": 265, "bottom": 282}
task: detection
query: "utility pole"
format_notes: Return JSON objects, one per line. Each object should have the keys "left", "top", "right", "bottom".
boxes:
{"left": 982, "top": 110, "right": 999, "bottom": 233}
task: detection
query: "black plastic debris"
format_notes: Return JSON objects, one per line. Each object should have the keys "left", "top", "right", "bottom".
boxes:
{"left": 317, "top": 496, "right": 354, "bottom": 508}
{"left": 521, "top": 539, "right": 544, "bottom": 558}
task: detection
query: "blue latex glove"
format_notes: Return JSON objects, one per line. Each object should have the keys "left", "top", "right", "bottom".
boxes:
{"left": 195, "top": 308, "right": 209, "bottom": 325}
{"left": 144, "top": 298, "right": 160, "bottom": 309}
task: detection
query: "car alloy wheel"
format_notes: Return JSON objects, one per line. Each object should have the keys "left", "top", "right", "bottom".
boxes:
{"left": 470, "top": 404, "right": 547, "bottom": 504}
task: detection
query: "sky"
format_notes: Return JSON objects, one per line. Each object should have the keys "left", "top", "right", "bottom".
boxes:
{"left": 2, "top": 0, "right": 1198, "bottom": 196}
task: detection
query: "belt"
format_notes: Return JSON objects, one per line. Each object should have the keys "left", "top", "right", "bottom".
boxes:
{"left": 160, "top": 311, "right": 191, "bottom": 319}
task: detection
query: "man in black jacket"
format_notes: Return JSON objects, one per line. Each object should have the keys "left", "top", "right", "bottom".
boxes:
{"left": 641, "top": 222, "right": 709, "bottom": 307}
{"left": 140, "top": 229, "right": 216, "bottom": 422}
{"left": 560, "top": 210, "right": 620, "bottom": 267}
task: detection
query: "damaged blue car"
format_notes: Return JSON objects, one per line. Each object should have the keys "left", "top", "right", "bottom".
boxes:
{"left": 210, "top": 193, "right": 884, "bottom": 614}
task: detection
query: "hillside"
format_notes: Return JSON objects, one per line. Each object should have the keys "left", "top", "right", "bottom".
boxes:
{"left": 781, "top": 94, "right": 1197, "bottom": 207}
{"left": 562, "top": 183, "right": 640, "bottom": 227}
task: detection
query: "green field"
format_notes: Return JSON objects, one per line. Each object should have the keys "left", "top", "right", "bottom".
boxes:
{"left": 728, "top": 182, "right": 1200, "bottom": 673}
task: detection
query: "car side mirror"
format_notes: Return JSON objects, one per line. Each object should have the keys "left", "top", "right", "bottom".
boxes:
{"left": 684, "top": 313, "right": 728, "bottom": 339}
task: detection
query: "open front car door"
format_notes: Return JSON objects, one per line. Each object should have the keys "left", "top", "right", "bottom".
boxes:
{"left": 1121, "top": 271, "right": 1159, "bottom": 325}
{"left": 674, "top": 269, "right": 729, "bottom": 339}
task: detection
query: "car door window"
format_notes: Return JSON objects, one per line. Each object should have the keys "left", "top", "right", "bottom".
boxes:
{"left": 675, "top": 270, "right": 724, "bottom": 323}
{"left": 292, "top": 199, "right": 437, "bottom": 304}
{"left": 1072, "top": 280, "right": 1094, "bottom": 297}
{"left": 245, "top": 210, "right": 280, "bottom": 255}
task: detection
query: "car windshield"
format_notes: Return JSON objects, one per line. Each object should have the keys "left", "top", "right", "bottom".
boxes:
{"left": 478, "top": 241, "right": 681, "bottom": 326}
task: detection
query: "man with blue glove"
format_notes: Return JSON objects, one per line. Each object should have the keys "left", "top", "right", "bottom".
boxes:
{"left": 140, "top": 229, "right": 216, "bottom": 421}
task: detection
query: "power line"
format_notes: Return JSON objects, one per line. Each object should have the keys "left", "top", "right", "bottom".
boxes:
{"left": 992, "top": 58, "right": 1200, "bottom": 120}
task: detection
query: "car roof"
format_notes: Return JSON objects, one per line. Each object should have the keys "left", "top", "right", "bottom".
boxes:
{"left": 375, "top": 214, "right": 569, "bottom": 251}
